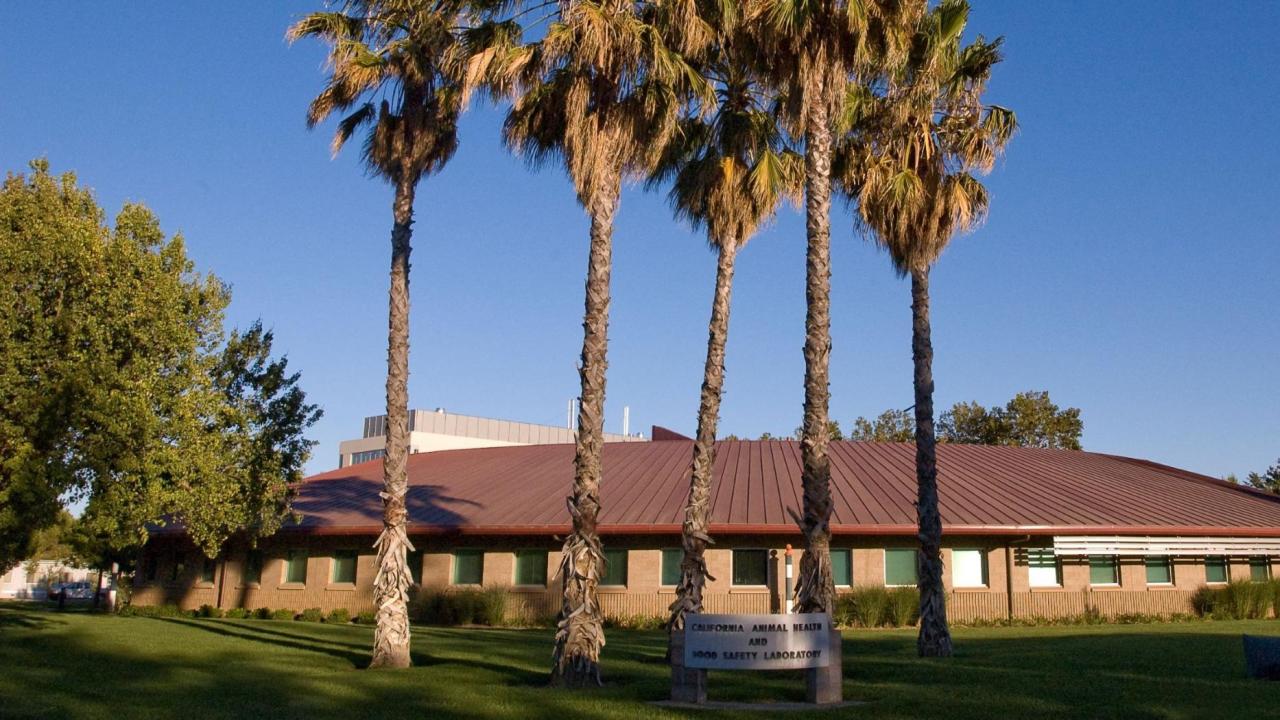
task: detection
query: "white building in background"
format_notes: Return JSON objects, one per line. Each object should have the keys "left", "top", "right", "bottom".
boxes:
{"left": 336, "top": 407, "right": 650, "bottom": 468}
{"left": 1, "top": 560, "right": 95, "bottom": 600}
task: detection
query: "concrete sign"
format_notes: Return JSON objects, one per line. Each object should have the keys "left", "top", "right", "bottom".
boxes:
{"left": 684, "top": 613, "right": 832, "bottom": 670}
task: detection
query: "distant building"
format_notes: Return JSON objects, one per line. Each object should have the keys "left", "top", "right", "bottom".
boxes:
{"left": 337, "top": 408, "right": 650, "bottom": 468}
{"left": 1, "top": 560, "right": 95, "bottom": 600}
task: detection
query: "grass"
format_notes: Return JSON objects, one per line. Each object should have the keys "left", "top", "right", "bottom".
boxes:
{"left": 0, "top": 603, "right": 1276, "bottom": 719}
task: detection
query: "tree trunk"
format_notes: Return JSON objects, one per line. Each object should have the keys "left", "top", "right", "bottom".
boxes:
{"left": 795, "top": 73, "right": 836, "bottom": 615}
{"left": 551, "top": 171, "right": 620, "bottom": 688}
{"left": 911, "top": 266, "right": 952, "bottom": 657}
{"left": 370, "top": 175, "right": 416, "bottom": 670}
{"left": 667, "top": 236, "right": 739, "bottom": 643}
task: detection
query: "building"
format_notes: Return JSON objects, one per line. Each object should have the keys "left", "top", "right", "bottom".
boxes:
{"left": 336, "top": 408, "right": 647, "bottom": 467}
{"left": 1, "top": 560, "right": 96, "bottom": 600}
{"left": 133, "top": 440, "right": 1280, "bottom": 622}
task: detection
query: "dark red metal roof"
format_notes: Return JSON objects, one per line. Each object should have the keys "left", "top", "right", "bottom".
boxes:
{"left": 292, "top": 441, "right": 1280, "bottom": 537}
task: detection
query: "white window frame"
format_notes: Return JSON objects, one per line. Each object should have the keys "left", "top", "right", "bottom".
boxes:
{"left": 951, "top": 549, "right": 989, "bottom": 589}
{"left": 1204, "top": 556, "right": 1228, "bottom": 585}
{"left": 883, "top": 548, "right": 918, "bottom": 588}
{"left": 1144, "top": 555, "right": 1174, "bottom": 587}
{"left": 831, "top": 548, "right": 853, "bottom": 588}
{"left": 1027, "top": 549, "right": 1062, "bottom": 588}
{"left": 1088, "top": 555, "right": 1120, "bottom": 587}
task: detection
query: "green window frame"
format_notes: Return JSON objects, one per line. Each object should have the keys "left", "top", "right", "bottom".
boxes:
{"left": 452, "top": 550, "right": 483, "bottom": 585}
{"left": 243, "top": 550, "right": 263, "bottom": 585}
{"left": 732, "top": 549, "right": 769, "bottom": 586}
{"left": 407, "top": 550, "right": 423, "bottom": 586}
{"left": 1250, "top": 556, "right": 1272, "bottom": 581}
{"left": 200, "top": 557, "right": 217, "bottom": 584}
{"left": 1089, "top": 555, "right": 1119, "bottom": 586}
{"left": 831, "top": 548, "right": 852, "bottom": 587}
{"left": 602, "top": 548, "right": 628, "bottom": 587}
{"left": 1204, "top": 556, "right": 1227, "bottom": 584}
{"left": 1144, "top": 556, "right": 1172, "bottom": 585}
{"left": 331, "top": 550, "right": 357, "bottom": 585}
{"left": 514, "top": 550, "right": 548, "bottom": 587}
{"left": 660, "top": 549, "right": 682, "bottom": 586}
{"left": 284, "top": 549, "right": 308, "bottom": 585}
{"left": 885, "top": 549, "right": 918, "bottom": 587}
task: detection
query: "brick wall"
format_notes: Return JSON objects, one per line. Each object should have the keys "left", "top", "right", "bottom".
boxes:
{"left": 131, "top": 534, "right": 1279, "bottom": 622}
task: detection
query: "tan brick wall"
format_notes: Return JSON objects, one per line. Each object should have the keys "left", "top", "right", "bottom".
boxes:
{"left": 132, "top": 534, "right": 1275, "bottom": 623}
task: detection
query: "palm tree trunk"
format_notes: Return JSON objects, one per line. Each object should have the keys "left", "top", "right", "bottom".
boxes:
{"left": 551, "top": 172, "right": 620, "bottom": 688}
{"left": 370, "top": 174, "right": 416, "bottom": 670}
{"left": 667, "top": 235, "right": 739, "bottom": 642}
{"left": 911, "top": 265, "right": 952, "bottom": 657}
{"left": 795, "top": 74, "right": 836, "bottom": 615}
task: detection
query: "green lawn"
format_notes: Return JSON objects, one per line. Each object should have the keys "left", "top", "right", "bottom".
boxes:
{"left": 0, "top": 604, "right": 1275, "bottom": 719}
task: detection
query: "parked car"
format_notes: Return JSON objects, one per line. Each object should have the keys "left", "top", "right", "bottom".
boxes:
{"left": 52, "top": 581, "right": 95, "bottom": 600}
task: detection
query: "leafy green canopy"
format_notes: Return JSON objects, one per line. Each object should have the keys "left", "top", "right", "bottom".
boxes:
{"left": 0, "top": 160, "right": 321, "bottom": 570}
{"left": 849, "top": 391, "right": 1083, "bottom": 449}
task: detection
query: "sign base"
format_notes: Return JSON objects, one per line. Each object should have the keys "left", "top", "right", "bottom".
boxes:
{"left": 806, "top": 624, "right": 843, "bottom": 704}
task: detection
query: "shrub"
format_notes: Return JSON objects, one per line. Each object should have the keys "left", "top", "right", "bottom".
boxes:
{"left": 271, "top": 608, "right": 296, "bottom": 621}
{"left": 225, "top": 608, "right": 249, "bottom": 619}
{"left": 887, "top": 587, "right": 919, "bottom": 627}
{"left": 604, "top": 614, "right": 665, "bottom": 631}
{"left": 409, "top": 587, "right": 512, "bottom": 626}
{"left": 197, "top": 604, "right": 224, "bottom": 619}
{"left": 355, "top": 610, "right": 377, "bottom": 625}
{"left": 325, "top": 608, "right": 351, "bottom": 624}
{"left": 253, "top": 607, "right": 273, "bottom": 620}
{"left": 842, "top": 587, "right": 890, "bottom": 627}
{"left": 1191, "top": 586, "right": 1218, "bottom": 617}
{"left": 298, "top": 607, "right": 324, "bottom": 623}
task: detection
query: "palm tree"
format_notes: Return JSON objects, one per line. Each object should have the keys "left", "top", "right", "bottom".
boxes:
{"left": 839, "top": 0, "right": 1015, "bottom": 656}
{"left": 648, "top": 11, "right": 802, "bottom": 640}
{"left": 747, "top": 0, "right": 920, "bottom": 615}
{"left": 473, "top": 0, "right": 711, "bottom": 686}
{"left": 288, "top": 0, "right": 469, "bottom": 669}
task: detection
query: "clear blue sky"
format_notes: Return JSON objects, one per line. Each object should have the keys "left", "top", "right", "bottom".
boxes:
{"left": 2, "top": 2, "right": 1276, "bottom": 480}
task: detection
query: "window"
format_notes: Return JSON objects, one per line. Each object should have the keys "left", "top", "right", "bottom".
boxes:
{"left": 331, "top": 550, "right": 357, "bottom": 584}
{"left": 452, "top": 550, "right": 483, "bottom": 585}
{"left": 1145, "top": 556, "right": 1172, "bottom": 585}
{"left": 243, "top": 550, "right": 263, "bottom": 585}
{"left": 602, "top": 549, "right": 628, "bottom": 586}
{"left": 145, "top": 554, "right": 159, "bottom": 583}
{"left": 407, "top": 550, "right": 423, "bottom": 586}
{"left": 168, "top": 552, "right": 186, "bottom": 583}
{"left": 514, "top": 550, "right": 548, "bottom": 586}
{"left": 952, "top": 549, "right": 989, "bottom": 588}
{"left": 1027, "top": 549, "right": 1061, "bottom": 587}
{"left": 831, "top": 548, "right": 852, "bottom": 587}
{"left": 1089, "top": 555, "right": 1119, "bottom": 586}
{"left": 885, "top": 549, "right": 917, "bottom": 587}
{"left": 200, "top": 557, "right": 217, "bottom": 584}
{"left": 1250, "top": 556, "right": 1272, "bottom": 581}
{"left": 1204, "top": 556, "right": 1227, "bottom": 584}
{"left": 284, "top": 549, "right": 308, "bottom": 585}
{"left": 351, "top": 449, "right": 386, "bottom": 465}
{"left": 732, "top": 549, "right": 769, "bottom": 586}
{"left": 661, "top": 549, "right": 682, "bottom": 586}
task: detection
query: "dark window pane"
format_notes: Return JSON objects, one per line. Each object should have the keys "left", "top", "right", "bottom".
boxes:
{"left": 885, "top": 549, "right": 917, "bottom": 586}
{"left": 452, "top": 550, "right": 483, "bottom": 585}
{"left": 200, "top": 558, "right": 217, "bottom": 584}
{"left": 831, "top": 549, "right": 852, "bottom": 586}
{"left": 407, "top": 550, "right": 423, "bottom": 585}
{"left": 732, "top": 549, "right": 768, "bottom": 586}
{"left": 331, "top": 550, "right": 357, "bottom": 584}
{"left": 285, "top": 550, "right": 308, "bottom": 584}
{"left": 1089, "top": 556, "right": 1118, "bottom": 585}
{"left": 1144, "top": 556, "right": 1172, "bottom": 585}
{"left": 1205, "top": 556, "right": 1227, "bottom": 583}
{"left": 243, "top": 551, "right": 263, "bottom": 585}
{"left": 661, "top": 549, "right": 682, "bottom": 586}
{"left": 602, "top": 549, "right": 628, "bottom": 586}
{"left": 1250, "top": 556, "right": 1271, "bottom": 581}
{"left": 515, "top": 550, "right": 548, "bottom": 586}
